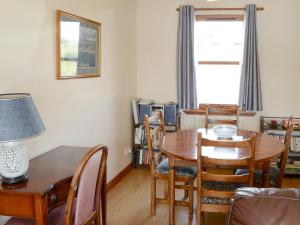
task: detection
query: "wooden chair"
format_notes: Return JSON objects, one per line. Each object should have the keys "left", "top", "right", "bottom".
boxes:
{"left": 5, "top": 145, "right": 108, "bottom": 225}
{"left": 196, "top": 132, "right": 256, "bottom": 225}
{"left": 236, "top": 116, "right": 294, "bottom": 188}
{"left": 200, "top": 104, "right": 239, "bottom": 129}
{"left": 144, "top": 112, "right": 196, "bottom": 222}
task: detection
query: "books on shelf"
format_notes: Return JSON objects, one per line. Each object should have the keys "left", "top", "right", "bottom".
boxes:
{"left": 134, "top": 126, "right": 142, "bottom": 144}
{"left": 133, "top": 147, "right": 164, "bottom": 166}
{"left": 134, "top": 125, "right": 147, "bottom": 145}
{"left": 132, "top": 98, "right": 142, "bottom": 125}
{"left": 134, "top": 149, "right": 149, "bottom": 166}
{"left": 291, "top": 137, "right": 300, "bottom": 152}
{"left": 261, "top": 116, "right": 300, "bottom": 175}
{"left": 267, "top": 131, "right": 300, "bottom": 153}
{"left": 132, "top": 99, "right": 179, "bottom": 168}
{"left": 285, "top": 163, "right": 300, "bottom": 174}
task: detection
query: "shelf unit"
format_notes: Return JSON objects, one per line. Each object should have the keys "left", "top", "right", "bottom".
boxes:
{"left": 131, "top": 100, "right": 180, "bottom": 168}
{"left": 260, "top": 116, "right": 300, "bottom": 175}
{"left": 132, "top": 122, "right": 179, "bottom": 168}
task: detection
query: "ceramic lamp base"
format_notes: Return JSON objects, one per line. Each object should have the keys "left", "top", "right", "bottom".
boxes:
{"left": 0, "top": 142, "right": 29, "bottom": 184}
{"left": 1, "top": 174, "right": 28, "bottom": 184}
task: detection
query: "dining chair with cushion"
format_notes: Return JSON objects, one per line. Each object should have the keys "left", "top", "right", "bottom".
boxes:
{"left": 235, "top": 116, "right": 294, "bottom": 188}
{"left": 196, "top": 132, "right": 256, "bottom": 225}
{"left": 200, "top": 104, "right": 239, "bottom": 129}
{"left": 5, "top": 145, "right": 108, "bottom": 225}
{"left": 144, "top": 112, "right": 196, "bottom": 222}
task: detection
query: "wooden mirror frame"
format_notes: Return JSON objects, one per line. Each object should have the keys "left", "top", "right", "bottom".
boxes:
{"left": 56, "top": 10, "right": 101, "bottom": 80}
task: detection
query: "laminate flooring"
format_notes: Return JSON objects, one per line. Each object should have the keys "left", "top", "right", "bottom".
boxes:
{"left": 107, "top": 169, "right": 300, "bottom": 225}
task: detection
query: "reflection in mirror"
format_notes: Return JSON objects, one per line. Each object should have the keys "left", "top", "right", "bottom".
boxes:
{"left": 56, "top": 11, "right": 101, "bottom": 79}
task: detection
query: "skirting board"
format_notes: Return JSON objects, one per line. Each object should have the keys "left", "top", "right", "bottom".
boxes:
{"left": 107, "top": 163, "right": 133, "bottom": 192}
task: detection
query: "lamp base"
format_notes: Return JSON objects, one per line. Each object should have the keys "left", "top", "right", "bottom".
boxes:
{"left": 1, "top": 174, "right": 28, "bottom": 184}
{"left": 0, "top": 142, "right": 29, "bottom": 184}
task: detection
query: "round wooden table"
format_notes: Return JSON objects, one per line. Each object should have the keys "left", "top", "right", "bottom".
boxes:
{"left": 160, "top": 128, "right": 285, "bottom": 162}
{"left": 160, "top": 128, "right": 285, "bottom": 225}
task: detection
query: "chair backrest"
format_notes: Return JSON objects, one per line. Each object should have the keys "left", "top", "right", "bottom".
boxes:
{"left": 64, "top": 145, "right": 108, "bottom": 225}
{"left": 277, "top": 116, "right": 294, "bottom": 187}
{"left": 197, "top": 132, "right": 256, "bottom": 213}
{"left": 200, "top": 104, "right": 239, "bottom": 129}
{"left": 144, "top": 111, "right": 165, "bottom": 173}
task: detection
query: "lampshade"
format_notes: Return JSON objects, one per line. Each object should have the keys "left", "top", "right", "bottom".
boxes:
{"left": 0, "top": 93, "right": 46, "bottom": 142}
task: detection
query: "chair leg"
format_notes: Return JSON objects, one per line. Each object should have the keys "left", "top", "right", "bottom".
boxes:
{"left": 184, "top": 182, "right": 189, "bottom": 200}
{"left": 196, "top": 177, "right": 201, "bottom": 225}
{"left": 188, "top": 182, "right": 194, "bottom": 222}
{"left": 95, "top": 201, "right": 102, "bottom": 225}
{"left": 151, "top": 176, "right": 156, "bottom": 216}
{"left": 200, "top": 212, "right": 204, "bottom": 225}
{"left": 164, "top": 179, "right": 168, "bottom": 199}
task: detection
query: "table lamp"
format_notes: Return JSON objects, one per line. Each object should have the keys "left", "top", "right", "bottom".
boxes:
{"left": 0, "top": 93, "right": 45, "bottom": 184}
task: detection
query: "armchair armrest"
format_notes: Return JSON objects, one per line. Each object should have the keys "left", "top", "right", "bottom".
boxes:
{"left": 228, "top": 188, "right": 300, "bottom": 225}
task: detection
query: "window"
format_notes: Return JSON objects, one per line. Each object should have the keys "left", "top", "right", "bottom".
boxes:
{"left": 194, "top": 15, "right": 244, "bottom": 104}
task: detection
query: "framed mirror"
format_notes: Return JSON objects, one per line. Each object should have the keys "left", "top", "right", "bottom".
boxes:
{"left": 56, "top": 11, "right": 101, "bottom": 79}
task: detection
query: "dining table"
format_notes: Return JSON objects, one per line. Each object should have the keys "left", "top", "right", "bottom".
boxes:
{"left": 160, "top": 128, "right": 286, "bottom": 225}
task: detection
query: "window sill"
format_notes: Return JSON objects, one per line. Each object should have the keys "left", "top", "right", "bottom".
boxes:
{"left": 183, "top": 109, "right": 256, "bottom": 117}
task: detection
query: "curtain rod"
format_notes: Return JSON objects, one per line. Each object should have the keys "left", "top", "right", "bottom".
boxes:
{"left": 176, "top": 6, "right": 264, "bottom": 11}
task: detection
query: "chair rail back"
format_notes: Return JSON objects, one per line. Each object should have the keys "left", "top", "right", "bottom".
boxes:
{"left": 64, "top": 145, "right": 108, "bottom": 225}
{"left": 196, "top": 133, "right": 256, "bottom": 214}
{"left": 144, "top": 111, "right": 165, "bottom": 173}
{"left": 278, "top": 116, "right": 294, "bottom": 187}
{"left": 200, "top": 104, "right": 240, "bottom": 129}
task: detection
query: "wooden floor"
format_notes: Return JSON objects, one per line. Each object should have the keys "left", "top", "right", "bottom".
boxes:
{"left": 107, "top": 169, "right": 300, "bottom": 225}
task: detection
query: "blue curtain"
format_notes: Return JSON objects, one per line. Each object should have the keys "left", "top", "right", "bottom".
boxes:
{"left": 177, "top": 5, "right": 198, "bottom": 109}
{"left": 239, "top": 4, "right": 263, "bottom": 111}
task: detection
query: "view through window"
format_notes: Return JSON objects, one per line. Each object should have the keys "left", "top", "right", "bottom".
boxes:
{"left": 195, "top": 16, "right": 244, "bottom": 104}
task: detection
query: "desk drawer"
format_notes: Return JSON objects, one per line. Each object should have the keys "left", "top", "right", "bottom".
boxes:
{"left": 47, "top": 180, "right": 71, "bottom": 210}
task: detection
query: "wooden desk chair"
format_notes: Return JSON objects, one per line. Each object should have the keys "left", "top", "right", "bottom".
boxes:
{"left": 200, "top": 104, "right": 239, "bottom": 129}
{"left": 144, "top": 112, "right": 196, "bottom": 222}
{"left": 6, "top": 145, "right": 108, "bottom": 225}
{"left": 196, "top": 133, "right": 256, "bottom": 225}
{"left": 236, "top": 116, "right": 294, "bottom": 188}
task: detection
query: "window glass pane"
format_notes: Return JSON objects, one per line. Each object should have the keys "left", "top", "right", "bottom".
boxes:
{"left": 196, "top": 65, "right": 241, "bottom": 104}
{"left": 195, "top": 21, "right": 244, "bottom": 62}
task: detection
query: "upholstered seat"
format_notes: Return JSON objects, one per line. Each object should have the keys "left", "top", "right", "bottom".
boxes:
{"left": 203, "top": 181, "right": 246, "bottom": 191}
{"left": 201, "top": 181, "right": 246, "bottom": 205}
{"left": 202, "top": 197, "right": 231, "bottom": 205}
{"left": 6, "top": 203, "right": 66, "bottom": 225}
{"left": 235, "top": 165, "right": 280, "bottom": 187}
{"left": 156, "top": 158, "right": 197, "bottom": 178}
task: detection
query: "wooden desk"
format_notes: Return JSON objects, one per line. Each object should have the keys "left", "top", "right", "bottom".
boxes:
{"left": 160, "top": 129, "right": 285, "bottom": 225}
{"left": 0, "top": 146, "right": 107, "bottom": 225}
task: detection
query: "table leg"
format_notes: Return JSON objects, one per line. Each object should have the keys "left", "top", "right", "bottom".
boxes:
{"left": 34, "top": 195, "right": 48, "bottom": 225}
{"left": 169, "top": 158, "right": 175, "bottom": 225}
{"left": 196, "top": 167, "right": 201, "bottom": 225}
{"left": 262, "top": 161, "right": 270, "bottom": 188}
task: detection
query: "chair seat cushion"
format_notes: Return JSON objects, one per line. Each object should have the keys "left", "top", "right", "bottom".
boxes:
{"left": 156, "top": 158, "right": 197, "bottom": 178}
{"left": 202, "top": 196, "right": 231, "bottom": 205}
{"left": 203, "top": 181, "right": 246, "bottom": 191}
{"left": 235, "top": 166, "right": 280, "bottom": 186}
{"left": 201, "top": 181, "right": 245, "bottom": 205}
{"left": 5, "top": 203, "right": 66, "bottom": 225}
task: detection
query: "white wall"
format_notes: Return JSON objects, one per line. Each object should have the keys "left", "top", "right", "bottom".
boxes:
{"left": 0, "top": 0, "right": 136, "bottom": 182}
{"left": 137, "top": 0, "right": 300, "bottom": 131}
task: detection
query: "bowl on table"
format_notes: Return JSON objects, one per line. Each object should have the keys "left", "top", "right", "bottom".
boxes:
{"left": 212, "top": 125, "right": 237, "bottom": 139}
